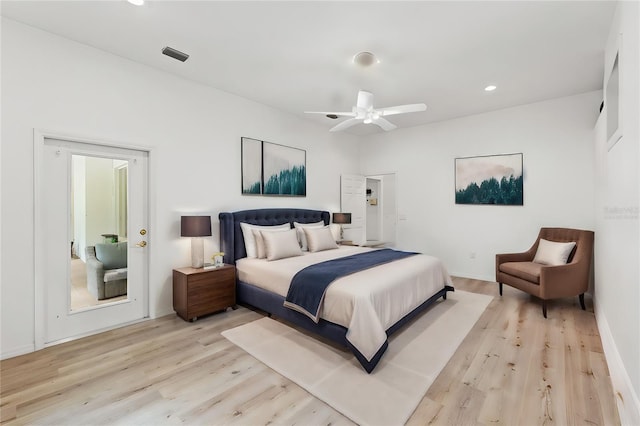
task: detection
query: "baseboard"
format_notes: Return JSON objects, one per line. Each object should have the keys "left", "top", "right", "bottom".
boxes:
{"left": 595, "top": 302, "right": 640, "bottom": 425}
{"left": 450, "top": 272, "right": 496, "bottom": 283}
{"left": 151, "top": 307, "right": 175, "bottom": 319}
{"left": 2, "top": 317, "right": 151, "bottom": 360}
{"left": 43, "top": 316, "right": 150, "bottom": 349}
{"left": 1, "top": 343, "right": 35, "bottom": 360}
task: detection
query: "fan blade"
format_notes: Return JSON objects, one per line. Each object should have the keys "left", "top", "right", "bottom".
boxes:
{"left": 304, "top": 111, "right": 356, "bottom": 117}
{"left": 329, "top": 118, "right": 362, "bottom": 132}
{"left": 379, "top": 103, "right": 427, "bottom": 116}
{"left": 356, "top": 90, "right": 374, "bottom": 109}
{"left": 372, "top": 117, "right": 397, "bottom": 131}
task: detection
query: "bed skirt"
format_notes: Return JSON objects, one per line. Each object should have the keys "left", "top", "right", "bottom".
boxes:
{"left": 236, "top": 279, "right": 454, "bottom": 373}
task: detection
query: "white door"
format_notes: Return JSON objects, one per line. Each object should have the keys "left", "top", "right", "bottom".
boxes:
{"left": 340, "top": 174, "right": 366, "bottom": 244}
{"left": 37, "top": 137, "right": 149, "bottom": 345}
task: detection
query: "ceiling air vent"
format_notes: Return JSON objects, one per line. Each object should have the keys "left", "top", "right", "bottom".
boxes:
{"left": 162, "top": 46, "right": 189, "bottom": 62}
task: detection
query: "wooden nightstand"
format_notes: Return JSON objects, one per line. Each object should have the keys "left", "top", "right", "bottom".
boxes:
{"left": 172, "top": 264, "right": 236, "bottom": 322}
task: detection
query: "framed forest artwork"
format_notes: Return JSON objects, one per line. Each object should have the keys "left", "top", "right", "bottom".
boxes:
{"left": 455, "top": 153, "right": 523, "bottom": 205}
{"left": 241, "top": 137, "right": 306, "bottom": 197}
{"left": 241, "top": 137, "right": 263, "bottom": 194}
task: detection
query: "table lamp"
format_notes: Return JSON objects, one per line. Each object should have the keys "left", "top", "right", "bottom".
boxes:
{"left": 181, "top": 216, "right": 212, "bottom": 268}
{"left": 332, "top": 212, "right": 352, "bottom": 241}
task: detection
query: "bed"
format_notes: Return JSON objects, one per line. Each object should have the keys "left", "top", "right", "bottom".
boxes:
{"left": 219, "top": 208, "right": 454, "bottom": 373}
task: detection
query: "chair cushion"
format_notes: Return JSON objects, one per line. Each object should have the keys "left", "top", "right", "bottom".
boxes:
{"left": 103, "top": 268, "right": 128, "bottom": 283}
{"left": 95, "top": 242, "right": 127, "bottom": 270}
{"left": 499, "top": 261, "right": 542, "bottom": 284}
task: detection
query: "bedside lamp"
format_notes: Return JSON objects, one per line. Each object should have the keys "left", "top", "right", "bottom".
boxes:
{"left": 332, "top": 212, "right": 352, "bottom": 241}
{"left": 181, "top": 216, "right": 212, "bottom": 268}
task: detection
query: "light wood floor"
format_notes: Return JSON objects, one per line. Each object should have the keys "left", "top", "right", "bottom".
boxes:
{"left": 0, "top": 277, "right": 620, "bottom": 425}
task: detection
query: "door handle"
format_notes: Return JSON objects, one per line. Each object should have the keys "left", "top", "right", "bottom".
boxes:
{"left": 136, "top": 241, "right": 147, "bottom": 247}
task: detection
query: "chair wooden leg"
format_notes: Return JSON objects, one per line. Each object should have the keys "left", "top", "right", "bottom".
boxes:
{"left": 498, "top": 282, "right": 503, "bottom": 296}
{"left": 579, "top": 293, "right": 586, "bottom": 310}
{"left": 542, "top": 300, "right": 547, "bottom": 318}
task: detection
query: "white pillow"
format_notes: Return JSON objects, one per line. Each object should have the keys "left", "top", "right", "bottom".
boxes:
{"left": 293, "top": 221, "right": 325, "bottom": 251}
{"left": 533, "top": 238, "right": 576, "bottom": 266}
{"left": 252, "top": 227, "right": 290, "bottom": 259}
{"left": 304, "top": 226, "right": 339, "bottom": 253}
{"left": 261, "top": 229, "right": 303, "bottom": 261}
{"left": 239, "top": 222, "right": 290, "bottom": 258}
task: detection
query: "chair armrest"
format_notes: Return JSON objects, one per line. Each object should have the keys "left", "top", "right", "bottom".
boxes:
{"left": 496, "top": 252, "right": 533, "bottom": 264}
{"left": 540, "top": 261, "right": 589, "bottom": 299}
{"left": 86, "top": 256, "right": 105, "bottom": 287}
{"left": 86, "top": 256, "right": 104, "bottom": 271}
{"left": 496, "top": 251, "right": 533, "bottom": 281}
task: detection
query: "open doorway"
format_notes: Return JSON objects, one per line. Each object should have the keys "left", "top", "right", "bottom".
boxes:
{"left": 365, "top": 174, "right": 397, "bottom": 246}
{"left": 340, "top": 173, "right": 397, "bottom": 246}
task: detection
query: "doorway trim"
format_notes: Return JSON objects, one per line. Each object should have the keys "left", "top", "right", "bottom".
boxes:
{"left": 33, "top": 128, "right": 154, "bottom": 350}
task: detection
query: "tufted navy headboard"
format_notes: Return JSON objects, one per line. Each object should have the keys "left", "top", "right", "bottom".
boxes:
{"left": 219, "top": 208, "right": 330, "bottom": 264}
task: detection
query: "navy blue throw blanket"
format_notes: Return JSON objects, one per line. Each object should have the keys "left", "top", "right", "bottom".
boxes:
{"left": 283, "top": 249, "right": 417, "bottom": 323}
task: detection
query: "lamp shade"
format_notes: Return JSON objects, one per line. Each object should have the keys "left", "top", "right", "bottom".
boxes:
{"left": 332, "top": 212, "right": 352, "bottom": 225}
{"left": 181, "top": 216, "right": 212, "bottom": 237}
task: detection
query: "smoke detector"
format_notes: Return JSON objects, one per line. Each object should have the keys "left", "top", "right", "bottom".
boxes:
{"left": 353, "top": 51, "right": 379, "bottom": 67}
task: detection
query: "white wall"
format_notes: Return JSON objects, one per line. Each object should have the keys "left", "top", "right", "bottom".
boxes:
{"left": 0, "top": 18, "right": 360, "bottom": 358}
{"left": 380, "top": 174, "right": 397, "bottom": 246}
{"left": 72, "top": 155, "right": 86, "bottom": 260}
{"left": 85, "top": 157, "right": 117, "bottom": 248}
{"left": 594, "top": 2, "right": 640, "bottom": 424}
{"left": 360, "top": 92, "right": 598, "bottom": 281}
{"left": 73, "top": 156, "right": 121, "bottom": 261}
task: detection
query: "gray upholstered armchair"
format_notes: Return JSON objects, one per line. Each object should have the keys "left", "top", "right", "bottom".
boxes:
{"left": 496, "top": 228, "right": 594, "bottom": 318}
{"left": 86, "top": 242, "right": 128, "bottom": 300}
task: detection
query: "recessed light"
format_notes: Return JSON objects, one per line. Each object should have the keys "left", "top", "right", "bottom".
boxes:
{"left": 353, "top": 52, "right": 379, "bottom": 67}
{"left": 127, "top": 0, "right": 144, "bottom": 5}
{"left": 484, "top": 85, "right": 497, "bottom": 92}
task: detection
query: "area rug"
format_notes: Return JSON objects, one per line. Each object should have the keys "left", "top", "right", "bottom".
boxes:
{"left": 221, "top": 290, "right": 492, "bottom": 426}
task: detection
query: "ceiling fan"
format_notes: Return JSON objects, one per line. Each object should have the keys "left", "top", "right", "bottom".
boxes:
{"left": 305, "top": 90, "right": 427, "bottom": 132}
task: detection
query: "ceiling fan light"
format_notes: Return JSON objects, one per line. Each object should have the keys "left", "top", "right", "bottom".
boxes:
{"left": 363, "top": 117, "right": 372, "bottom": 124}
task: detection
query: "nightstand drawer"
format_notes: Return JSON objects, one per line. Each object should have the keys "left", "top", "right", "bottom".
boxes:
{"left": 189, "top": 268, "right": 235, "bottom": 285}
{"left": 190, "top": 294, "right": 235, "bottom": 317}
{"left": 189, "top": 279, "right": 234, "bottom": 302}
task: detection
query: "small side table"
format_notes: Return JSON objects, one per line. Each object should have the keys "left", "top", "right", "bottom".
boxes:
{"left": 172, "top": 264, "right": 236, "bottom": 322}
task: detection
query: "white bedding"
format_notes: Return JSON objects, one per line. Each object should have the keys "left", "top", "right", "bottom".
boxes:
{"left": 236, "top": 246, "right": 453, "bottom": 361}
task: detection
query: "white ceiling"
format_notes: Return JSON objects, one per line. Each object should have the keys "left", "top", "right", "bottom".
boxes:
{"left": 1, "top": 1, "right": 616, "bottom": 135}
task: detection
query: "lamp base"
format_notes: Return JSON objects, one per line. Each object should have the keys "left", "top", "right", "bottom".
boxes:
{"left": 191, "top": 237, "right": 204, "bottom": 268}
